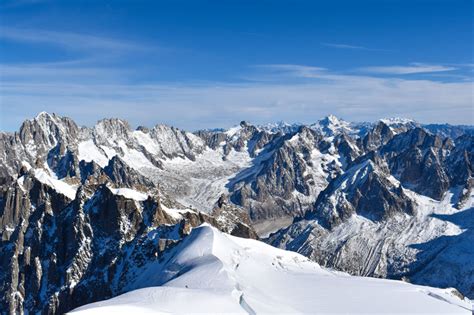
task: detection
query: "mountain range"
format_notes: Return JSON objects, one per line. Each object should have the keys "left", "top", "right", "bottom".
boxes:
{"left": 0, "top": 112, "right": 472, "bottom": 313}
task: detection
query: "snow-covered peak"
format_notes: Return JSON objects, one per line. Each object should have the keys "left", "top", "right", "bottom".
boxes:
{"left": 324, "top": 114, "right": 342, "bottom": 124}
{"left": 225, "top": 124, "right": 242, "bottom": 138}
{"left": 92, "top": 118, "right": 132, "bottom": 146}
{"left": 223, "top": 121, "right": 258, "bottom": 141}
{"left": 380, "top": 117, "right": 417, "bottom": 126}
{"left": 35, "top": 111, "right": 52, "bottom": 120}
{"left": 26, "top": 112, "right": 71, "bottom": 133}
{"left": 73, "top": 224, "right": 471, "bottom": 314}
{"left": 310, "top": 115, "right": 354, "bottom": 137}
{"left": 30, "top": 112, "right": 70, "bottom": 130}
{"left": 16, "top": 112, "right": 80, "bottom": 158}
{"left": 95, "top": 118, "right": 131, "bottom": 133}
{"left": 258, "top": 120, "right": 301, "bottom": 134}
{"left": 378, "top": 117, "right": 419, "bottom": 135}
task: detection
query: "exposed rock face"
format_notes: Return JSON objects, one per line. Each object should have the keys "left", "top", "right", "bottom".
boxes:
{"left": 424, "top": 123, "right": 474, "bottom": 139}
{"left": 268, "top": 123, "right": 474, "bottom": 299}
{"left": 228, "top": 126, "right": 352, "bottom": 223}
{"left": 306, "top": 158, "right": 416, "bottom": 229}
{"left": 0, "top": 112, "right": 471, "bottom": 226}
{"left": 0, "top": 167, "right": 257, "bottom": 314}
{"left": 210, "top": 194, "right": 258, "bottom": 239}
{"left": 446, "top": 135, "right": 474, "bottom": 208}
{"left": 380, "top": 128, "right": 452, "bottom": 200}
{"left": 360, "top": 121, "right": 395, "bottom": 152}
{"left": 103, "top": 156, "right": 155, "bottom": 189}
{"left": 0, "top": 112, "right": 80, "bottom": 183}
{"left": 0, "top": 113, "right": 260, "bottom": 313}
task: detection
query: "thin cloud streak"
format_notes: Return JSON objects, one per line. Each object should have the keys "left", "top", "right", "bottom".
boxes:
{"left": 0, "top": 27, "right": 152, "bottom": 54}
{"left": 360, "top": 63, "right": 457, "bottom": 74}
{"left": 0, "top": 62, "right": 132, "bottom": 84}
{"left": 321, "top": 42, "right": 392, "bottom": 52}
{"left": 1, "top": 60, "right": 472, "bottom": 131}
{"left": 1, "top": 73, "right": 472, "bottom": 131}
{"left": 253, "top": 64, "right": 327, "bottom": 79}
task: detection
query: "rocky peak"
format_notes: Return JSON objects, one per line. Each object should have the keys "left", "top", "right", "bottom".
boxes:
{"left": 379, "top": 128, "right": 450, "bottom": 200}
{"left": 258, "top": 121, "right": 301, "bottom": 134}
{"left": 93, "top": 118, "right": 131, "bottom": 145}
{"left": 383, "top": 127, "right": 444, "bottom": 153}
{"left": 306, "top": 159, "right": 416, "bottom": 229}
{"left": 379, "top": 117, "right": 418, "bottom": 131}
{"left": 136, "top": 125, "right": 150, "bottom": 133}
{"left": 221, "top": 121, "right": 266, "bottom": 156}
{"left": 240, "top": 120, "right": 250, "bottom": 127}
{"left": 322, "top": 114, "right": 342, "bottom": 125}
{"left": 103, "top": 155, "right": 155, "bottom": 189}
{"left": 148, "top": 124, "right": 205, "bottom": 160}
{"left": 361, "top": 120, "right": 394, "bottom": 152}
{"left": 18, "top": 112, "right": 79, "bottom": 152}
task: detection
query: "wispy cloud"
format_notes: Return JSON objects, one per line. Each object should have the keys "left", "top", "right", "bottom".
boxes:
{"left": 0, "top": 63, "right": 128, "bottom": 82}
{"left": 321, "top": 42, "right": 391, "bottom": 52}
{"left": 360, "top": 63, "right": 457, "bottom": 74}
{"left": 0, "top": 27, "right": 143, "bottom": 53}
{"left": 0, "top": 27, "right": 161, "bottom": 85}
{"left": 253, "top": 64, "right": 327, "bottom": 79}
{"left": 1, "top": 64, "right": 472, "bottom": 131}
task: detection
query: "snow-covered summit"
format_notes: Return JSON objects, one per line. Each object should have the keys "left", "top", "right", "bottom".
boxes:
{"left": 258, "top": 120, "right": 301, "bottom": 134}
{"left": 309, "top": 115, "right": 356, "bottom": 137}
{"left": 72, "top": 224, "right": 472, "bottom": 314}
{"left": 380, "top": 117, "right": 417, "bottom": 125}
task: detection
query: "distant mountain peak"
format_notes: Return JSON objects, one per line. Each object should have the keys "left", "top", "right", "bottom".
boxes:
{"left": 35, "top": 111, "right": 52, "bottom": 119}
{"left": 322, "top": 114, "right": 343, "bottom": 124}
{"left": 310, "top": 115, "right": 353, "bottom": 136}
{"left": 379, "top": 117, "right": 417, "bottom": 125}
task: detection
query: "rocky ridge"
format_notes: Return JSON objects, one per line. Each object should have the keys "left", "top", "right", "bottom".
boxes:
{"left": 1, "top": 112, "right": 473, "bottom": 313}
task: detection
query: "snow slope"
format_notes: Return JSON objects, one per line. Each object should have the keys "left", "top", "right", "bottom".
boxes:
{"left": 108, "top": 187, "right": 149, "bottom": 201}
{"left": 34, "top": 168, "right": 77, "bottom": 199}
{"left": 71, "top": 225, "right": 472, "bottom": 314}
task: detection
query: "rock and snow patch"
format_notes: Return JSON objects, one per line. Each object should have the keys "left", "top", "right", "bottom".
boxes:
{"left": 72, "top": 225, "right": 472, "bottom": 314}
{"left": 33, "top": 168, "right": 77, "bottom": 199}
{"left": 78, "top": 139, "right": 110, "bottom": 167}
{"left": 160, "top": 204, "right": 195, "bottom": 220}
{"left": 107, "top": 187, "right": 148, "bottom": 201}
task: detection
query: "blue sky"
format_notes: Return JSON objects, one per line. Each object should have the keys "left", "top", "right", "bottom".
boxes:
{"left": 0, "top": 0, "right": 472, "bottom": 131}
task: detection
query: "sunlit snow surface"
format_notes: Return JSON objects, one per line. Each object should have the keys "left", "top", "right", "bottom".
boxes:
{"left": 108, "top": 187, "right": 148, "bottom": 201}
{"left": 33, "top": 168, "right": 77, "bottom": 199}
{"left": 71, "top": 225, "right": 472, "bottom": 314}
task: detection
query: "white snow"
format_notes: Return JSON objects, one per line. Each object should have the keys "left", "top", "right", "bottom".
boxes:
{"left": 78, "top": 140, "right": 110, "bottom": 167}
{"left": 100, "top": 145, "right": 117, "bottom": 160}
{"left": 33, "top": 169, "right": 77, "bottom": 199}
{"left": 380, "top": 117, "right": 416, "bottom": 125}
{"left": 310, "top": 115, "right": 355, "bottom": 136}
{"left": 17, "top": 175, "right": 25, "bottom": 190}
{"left": 21, "top": 161, "right": 32, "bottom": 170}
{"left": 160, "top": 204, "right": 195, "bottom": 220}
{"left": 72, "top": 225, "right": 472, "bottom": 314}
{"left": 117, "top": 140, "right": 156, "bottom": 170}
{"left": 108, "top": 187, "right": 148, "bottom": 201}
{"left": 225, "top": 125, "right": 242, "bottom": 139}
{"left": 153, "top": 147, "right": 252, "bottom": 212}
{"left": 132, "top": 130, "right": 160, "bottom": 155}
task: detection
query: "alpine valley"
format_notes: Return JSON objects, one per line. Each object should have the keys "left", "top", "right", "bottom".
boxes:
{"left": 0, "top": 112, "right": 473, "bottom": 314}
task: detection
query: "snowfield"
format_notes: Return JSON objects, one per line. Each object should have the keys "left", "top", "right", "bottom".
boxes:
{"left": 71, "top": 225, "right": 472, "bottom": 314}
